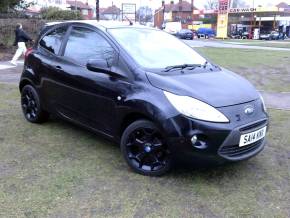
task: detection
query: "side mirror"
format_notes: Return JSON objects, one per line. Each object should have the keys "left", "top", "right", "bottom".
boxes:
{"left": 86, "top": 59, "right": 111, "bottom": 73}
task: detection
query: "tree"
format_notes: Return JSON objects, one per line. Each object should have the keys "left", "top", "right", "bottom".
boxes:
{"left": 231, "top": 0, "right": 250, "bottom": 8}
{"left": 41, "top": 7, "right": 82, "bottom": 20}
{"left": 137, "top": 6, "right": 153, "bottom": 23}
{"left": 204, "top": 0, "right": 219, "bottom": 10}
{"left": 0, "top": 0, "right": 33, "bottom": 13}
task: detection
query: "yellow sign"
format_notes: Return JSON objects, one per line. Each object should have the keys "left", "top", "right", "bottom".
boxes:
{"left": 216, "top": 0, "right": 229, "bottom": 38}
{"left": 216, "top": 14, "right": 229, "bottom": 38}
{"left": 189, "top": 24, "right": 212, "bottom": 30}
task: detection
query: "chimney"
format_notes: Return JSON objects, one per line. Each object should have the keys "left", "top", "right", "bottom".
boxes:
{"left": 170, "top": 1, "right": 174, "bottom": 4}
{"left": 191, "top": 0, "right": 194, "bottom": 11}
{"left": 179, "top": 0, "right": 182, "bottom": 11}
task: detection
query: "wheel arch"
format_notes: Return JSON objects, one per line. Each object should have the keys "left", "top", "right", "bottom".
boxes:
{"left": 19, "top": 78, "right": 34, "bottom": 92}
{"left": 119, "top": 112, "right": 153, "bottom": 137}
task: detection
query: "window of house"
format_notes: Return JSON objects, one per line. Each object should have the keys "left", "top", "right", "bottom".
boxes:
{"left": 82, "top": 9, "right": 88, "bottom": 15}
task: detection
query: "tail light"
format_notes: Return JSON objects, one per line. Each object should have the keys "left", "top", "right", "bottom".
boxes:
{"left": 25, "top": 47, "right": 33, "bottom": 60}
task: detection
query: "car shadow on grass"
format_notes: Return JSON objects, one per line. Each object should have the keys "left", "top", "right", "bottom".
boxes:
{"left": 46, "top": 115, "right": 253, "bottom": 180}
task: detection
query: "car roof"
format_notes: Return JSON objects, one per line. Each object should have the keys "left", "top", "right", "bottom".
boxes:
{"left": 44, "top": 20, "right": 153, "bottom": 31}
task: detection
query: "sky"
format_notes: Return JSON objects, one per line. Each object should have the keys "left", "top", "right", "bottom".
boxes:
{"left": 88, "top": 0, "right": 290, "bottom": 10}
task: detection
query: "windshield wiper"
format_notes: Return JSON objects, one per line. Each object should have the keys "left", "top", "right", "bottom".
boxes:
{"left": 163, "top": 64, "right": 202, "bottom": 72}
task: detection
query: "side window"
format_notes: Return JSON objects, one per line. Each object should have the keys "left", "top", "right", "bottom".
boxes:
{"left": 64, "top": 27, "right": 115, "bottom": 66}
{"left": 39, "top": 26, "right": 67, "bottom": 55}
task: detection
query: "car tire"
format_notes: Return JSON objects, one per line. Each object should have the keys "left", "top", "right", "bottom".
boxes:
{"left": 21, "top": 85, "right": 49, "bottom": 123}
{"left": 120, "top": 120, "right": 172, "bottom": 176}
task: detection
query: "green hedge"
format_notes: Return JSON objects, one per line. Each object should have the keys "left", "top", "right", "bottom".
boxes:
{"left": 41, "top": 7, "right": 82, "bottom": 20}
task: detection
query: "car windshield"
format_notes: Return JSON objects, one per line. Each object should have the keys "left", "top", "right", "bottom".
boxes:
{"left": 108, "top": 28, "right": 206, "bottom": 69}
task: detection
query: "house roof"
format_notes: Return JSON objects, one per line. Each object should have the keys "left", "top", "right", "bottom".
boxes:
{"left": 276, "top": 2, "right": 290, "bottom": 9}
{"left": 66, "top": 1, "right": 91, "bottom": 10}
{"left": 102, "top": 5, "right": 121, "bottom": 15}
{"left": 156, "top": 1, "right": 197, "bottom": 13}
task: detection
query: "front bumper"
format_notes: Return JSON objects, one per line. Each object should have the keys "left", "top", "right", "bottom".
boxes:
{"left": 163, "top": 100, "right": 269, "bottom": 162}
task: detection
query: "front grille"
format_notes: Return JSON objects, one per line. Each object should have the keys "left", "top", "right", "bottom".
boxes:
{"left": 240, "top": 119, "right": 267, "bottom": 132}
{"left": 218, "top": 139, "right": 264, "bottom": 159}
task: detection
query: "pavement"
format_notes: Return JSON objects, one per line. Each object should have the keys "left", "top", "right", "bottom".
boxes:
{"left": 183, "top": 39, "right": 290, "bottom": 51}
{"left": 0, "top": 61, "right": 23, "bottom": 84}
{"left": 0, "top": 60, "right": 289, "bottom": 110}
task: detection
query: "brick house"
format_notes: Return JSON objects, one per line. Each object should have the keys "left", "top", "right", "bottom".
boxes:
{"left": 154, "top": 0, "right": 198, "bottom": 29}
{"left": 101, "top": 5, "right": 121, "bottom": 21}
{"left": 66, "top": 0, "right": 93, "bottom": 19}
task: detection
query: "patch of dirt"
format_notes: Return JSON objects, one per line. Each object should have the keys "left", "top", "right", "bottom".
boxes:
{"left": 0, "top": 45, "right": 15, "bottom": 61}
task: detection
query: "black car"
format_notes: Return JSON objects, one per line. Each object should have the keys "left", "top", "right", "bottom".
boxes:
{"left": 20, "top": 21, "right": 269, "bottom": 176}
{"left": 176, "top": 29, "right": 193, "bottom": 40}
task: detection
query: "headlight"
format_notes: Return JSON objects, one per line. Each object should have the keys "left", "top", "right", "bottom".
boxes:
{"left": 164, "top": 91, "right": 229, "bottom": 123}
{"left": 259, "top": 93, "right": 267, "bottom": 112}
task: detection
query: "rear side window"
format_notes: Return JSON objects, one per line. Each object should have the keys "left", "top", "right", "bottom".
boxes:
{"left": 39, "top": 26, "right": 67, "bottom": 55}
{"left": 64, "top": 27, "right": 115, "bottom": 66}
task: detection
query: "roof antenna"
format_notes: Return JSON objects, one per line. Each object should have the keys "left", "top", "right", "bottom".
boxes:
{"left": 124, "top": 15, "right": 133, "bottom": 26}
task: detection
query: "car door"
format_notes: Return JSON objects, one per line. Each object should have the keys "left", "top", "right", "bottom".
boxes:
{"left": 37, "top": 25, "right": 69, "bottom": 110}
{"left": 49, "top": 25, "right": 131, "bottom": 136}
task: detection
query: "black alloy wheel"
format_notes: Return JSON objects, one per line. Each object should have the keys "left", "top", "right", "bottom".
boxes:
{"left": 21, "top": 85, "right": 49, "bottom": 123}
{"left": 121, "top": 120, "right": 171, "bottom": 176}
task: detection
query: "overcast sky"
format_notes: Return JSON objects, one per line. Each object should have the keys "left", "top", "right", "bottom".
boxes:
{"left": 91, "top": 0, "right": 290, "bottom": 9}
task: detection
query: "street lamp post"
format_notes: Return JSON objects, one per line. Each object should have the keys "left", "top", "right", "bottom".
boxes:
{"left": 251, "top": 0, "right": 255, "bottom": 38}
{"left": 96, "top": 0, "right": 100, "bottom": 21}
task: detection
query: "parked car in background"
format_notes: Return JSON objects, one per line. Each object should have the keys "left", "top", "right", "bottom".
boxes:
{"left": 197, "top": 28, "right": 215, "bottom": 39}
{"left": 163, "top": 21, "right": 182, "bottom": 36}
{"left": 241, "top": 31, "right": 253, "bottom": 39}
{"left": 176, "top": 29, "right": 193, "bottom": 40}
{"left": 259, "top": 31, "right": 279, "bottom": 40}
{"left": 230, "top": 30, "right": 252, "bottom": 39}
{"left": 20, "top": 21, "right": 269, "bottom": 176}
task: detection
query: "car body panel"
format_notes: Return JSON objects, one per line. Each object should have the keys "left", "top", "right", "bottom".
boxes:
{"left": 146, "top": 68, "right": 259, "bottom": 108}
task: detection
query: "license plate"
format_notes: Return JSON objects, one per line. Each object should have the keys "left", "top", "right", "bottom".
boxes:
{"left": 239, "top": 126, "right": 267, "bottom": 147}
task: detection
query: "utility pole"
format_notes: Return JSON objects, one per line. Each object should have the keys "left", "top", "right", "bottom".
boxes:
{"left": 96, "top": 0, "right": 100, "bottom": 21}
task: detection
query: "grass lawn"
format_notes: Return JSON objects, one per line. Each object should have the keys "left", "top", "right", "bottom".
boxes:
{"left": 234, "top": 42, "right": 290, "bottom": 49}
{"left": 195, "top": 48, "right": 290, "bottom": 92}
{"left": 243, "top": 43, "right": 290, "bottom": 49}
{"left": 0, "top": 81, "right": 290, "bottom": 217}
{"left": 220, "top": 39, "right": 290, "bottom": 48}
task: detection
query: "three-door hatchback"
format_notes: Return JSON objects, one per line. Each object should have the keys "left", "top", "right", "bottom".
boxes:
{"left": 20, "top": 21, "right": 269, "bottom": 176}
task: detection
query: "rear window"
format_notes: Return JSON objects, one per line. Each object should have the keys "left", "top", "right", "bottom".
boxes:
{"left": 39, "top": 26, "right": 67, "bottom": 55}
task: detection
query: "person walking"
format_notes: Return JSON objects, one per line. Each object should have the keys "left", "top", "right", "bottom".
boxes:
{"left": 10, "top": 23, "right": 33, "bottom": 66}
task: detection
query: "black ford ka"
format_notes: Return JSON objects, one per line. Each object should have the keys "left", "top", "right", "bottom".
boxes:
{"left": 20, "top": 21, "right": 268, "bottom": 176}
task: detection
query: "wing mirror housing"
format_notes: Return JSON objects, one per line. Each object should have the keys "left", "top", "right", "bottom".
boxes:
{"left": 86, "top": 59, "right": 111, "bottom": 73}
{"left": 86, "top": 58, "right": 126, "bottom": 79}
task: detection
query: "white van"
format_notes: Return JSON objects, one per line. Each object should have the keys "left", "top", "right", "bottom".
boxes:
{"left": 164, "top": 22, "right": 182, "bottom": 35}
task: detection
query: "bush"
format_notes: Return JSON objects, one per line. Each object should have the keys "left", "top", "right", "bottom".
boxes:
{"left": 41, "top": 7, "right": 82, "bottom": 20}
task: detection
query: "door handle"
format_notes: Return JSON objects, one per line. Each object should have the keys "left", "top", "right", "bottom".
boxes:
{"left": 55, "top": 65, "right": 62, "bottom": 70}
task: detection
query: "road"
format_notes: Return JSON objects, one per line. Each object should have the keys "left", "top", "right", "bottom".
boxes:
{"left": 183, "top": 39, "right": 290, "bottom": 51}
